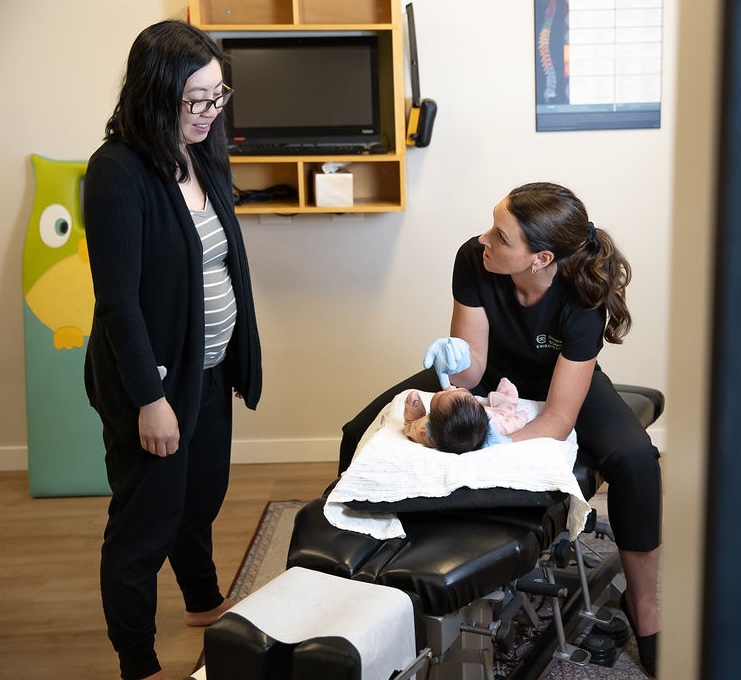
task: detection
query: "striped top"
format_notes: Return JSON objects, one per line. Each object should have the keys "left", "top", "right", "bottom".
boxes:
{"left": 191, "top": 196, "right": 236, "bottom": 369}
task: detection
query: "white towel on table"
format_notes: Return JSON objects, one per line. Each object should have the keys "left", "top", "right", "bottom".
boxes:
{"left": 324, "top": 390, "right": 591, "bottom": 542}
{"left": 191, "top": 567, "right": 416, "bottom": 680}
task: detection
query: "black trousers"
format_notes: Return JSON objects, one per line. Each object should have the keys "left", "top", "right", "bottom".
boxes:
{"left": 339, "top": 367, "right": 661, "bottom": 553}
{"left": 100, "top": 364, "right": 233, "bottom": 680}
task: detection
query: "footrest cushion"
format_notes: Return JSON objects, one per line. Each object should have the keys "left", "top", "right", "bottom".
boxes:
{"left": 206, "top": 567, "right": 417, "bottom": 680}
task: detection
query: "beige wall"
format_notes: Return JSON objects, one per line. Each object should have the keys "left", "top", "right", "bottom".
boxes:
{"left": 1, "top": 0, "right": 674, "bottom": 469}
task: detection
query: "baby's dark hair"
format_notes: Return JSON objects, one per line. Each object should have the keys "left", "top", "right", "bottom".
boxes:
{"left": 427, "top": 396, "right": 490, "bottom": 454}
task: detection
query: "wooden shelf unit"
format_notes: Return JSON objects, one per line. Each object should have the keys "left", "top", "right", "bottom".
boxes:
{"left": 190, "top": 0, "right": 407, "bottom": 214}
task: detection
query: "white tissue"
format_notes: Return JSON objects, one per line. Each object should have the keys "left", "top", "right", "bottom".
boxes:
{"left": 321, "top": 161, "right": 350, "bottom": 174}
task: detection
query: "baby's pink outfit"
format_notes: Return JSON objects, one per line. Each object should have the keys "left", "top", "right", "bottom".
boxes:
{"left": 484, "top": 378, "right": 527, "bottom": 436}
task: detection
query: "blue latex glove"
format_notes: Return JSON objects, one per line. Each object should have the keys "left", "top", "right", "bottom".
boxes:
{"left": 423, "top": 337, "right": 471, "bottom": 388}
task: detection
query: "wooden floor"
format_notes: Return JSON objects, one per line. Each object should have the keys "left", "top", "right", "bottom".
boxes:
{"left": 0, "top": 462, "right": 338, "bottom": 680}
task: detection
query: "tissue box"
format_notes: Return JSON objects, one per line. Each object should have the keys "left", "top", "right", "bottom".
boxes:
{"left": 314, "top": 169, "right": 353, "bottom": 208}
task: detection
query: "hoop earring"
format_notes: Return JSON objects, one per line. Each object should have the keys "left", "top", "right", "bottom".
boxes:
{"left": 531, "top": 264, "right": 537, "bottom": 274}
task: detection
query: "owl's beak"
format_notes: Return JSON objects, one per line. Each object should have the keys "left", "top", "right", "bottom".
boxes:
{"left": 78, "top": 238, "right": 89, "bottom": 264}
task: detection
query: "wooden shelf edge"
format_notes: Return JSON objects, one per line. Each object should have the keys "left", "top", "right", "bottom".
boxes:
{"left": 235, "top": 203, "right": 405, "bottom": 215}
{"left": 229, "top": 154, "right": 404, "bottom": 163}
{"left": 197, "top": 23, "right": 395, "bottom": 32}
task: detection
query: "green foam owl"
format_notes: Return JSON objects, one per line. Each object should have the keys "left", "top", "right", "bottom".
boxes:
{"left": 23, "top": 154, "right": 109, "bottom": 497}
{"left": 23, "top": 154, "right": 93, "bottom": 350}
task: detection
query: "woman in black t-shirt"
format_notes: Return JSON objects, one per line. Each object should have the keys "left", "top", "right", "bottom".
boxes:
{"left": 427, "top": 182, "right": 660, "bottom": 677}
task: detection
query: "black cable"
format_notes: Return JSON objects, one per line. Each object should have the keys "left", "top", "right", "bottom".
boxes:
{"left": 233, "top": 183, "right": 298, "bottom": 205}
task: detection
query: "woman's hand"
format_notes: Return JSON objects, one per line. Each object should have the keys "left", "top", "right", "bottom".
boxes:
{"left": 138, "top": 397, "right": 180, "bottom": 457}
{"left": 423, "top": 337, "right": 471, "bottom": 388}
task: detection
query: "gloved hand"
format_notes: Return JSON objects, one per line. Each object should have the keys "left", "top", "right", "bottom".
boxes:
{"left": 423, "top": 337, "right": 471, "bottom": 388}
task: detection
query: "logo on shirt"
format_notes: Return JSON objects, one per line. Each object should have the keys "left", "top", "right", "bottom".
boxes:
{"left": 535, "top": 334, "right": 563, "bottom": 351}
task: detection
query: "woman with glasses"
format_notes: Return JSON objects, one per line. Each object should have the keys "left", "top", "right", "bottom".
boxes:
{"left": 84, "top": 20, "right": 261, "bottom": 680}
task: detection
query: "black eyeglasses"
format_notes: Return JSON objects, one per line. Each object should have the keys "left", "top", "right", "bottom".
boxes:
{"left": 182, "top": 84, "right": 233, "bottom": 114}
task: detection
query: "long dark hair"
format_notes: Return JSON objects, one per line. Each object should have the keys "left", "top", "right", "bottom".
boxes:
{"left": 105, "top": 20, "right": 229, "bottom": 181}
{"left": 508, "top": 182, "right": 632, "bottom": 344}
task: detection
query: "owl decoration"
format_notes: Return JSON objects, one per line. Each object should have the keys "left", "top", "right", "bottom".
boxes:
{"left": 23, "top": 154, "right": 93, "bottom": 349}
{"left": 23, "top": 154, "right": 108, "bottom": 497}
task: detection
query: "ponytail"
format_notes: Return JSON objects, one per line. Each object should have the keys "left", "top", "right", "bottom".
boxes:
{"left": 560, "top": 225, "right": 632, "bottom": 343}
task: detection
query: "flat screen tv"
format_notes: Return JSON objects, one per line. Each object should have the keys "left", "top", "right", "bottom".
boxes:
{"left": 221, "top": 35, "right": 382, "bottom": 153}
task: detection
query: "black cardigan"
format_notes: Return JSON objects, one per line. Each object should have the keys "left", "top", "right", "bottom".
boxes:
{"left": 83, "top": 140, "right": 261, "bottom": 445}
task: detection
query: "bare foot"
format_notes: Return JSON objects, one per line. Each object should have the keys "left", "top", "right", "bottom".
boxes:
{"left": 184, "top": 597, "right": 235, "bottom": 627}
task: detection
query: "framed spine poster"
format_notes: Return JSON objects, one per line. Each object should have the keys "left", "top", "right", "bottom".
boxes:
{"left": 535, "top": 0, "right": 663, "bottom": 131}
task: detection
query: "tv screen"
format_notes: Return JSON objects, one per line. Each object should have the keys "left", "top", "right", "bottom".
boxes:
{"left": 222, "top": 35, "right": 381, "bottom": 152}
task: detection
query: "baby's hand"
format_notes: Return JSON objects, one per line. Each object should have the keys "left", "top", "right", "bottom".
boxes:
{"left": 404, "top": 390, "right": 427, "bottom": 423}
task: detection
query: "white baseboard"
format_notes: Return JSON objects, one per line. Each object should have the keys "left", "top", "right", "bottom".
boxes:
{"left": 0, "top": 427, "right": 667, "bottom": 472}
{"left": 0, "top": 446, "right": 29, "bottom": 471}
{"left": 0, "top": 439, "right": 341, "bottom": 471}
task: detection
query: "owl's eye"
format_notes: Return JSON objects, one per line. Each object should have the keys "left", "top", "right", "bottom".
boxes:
{"left": 39, "top": 204, "right": 73, "bottom": 248}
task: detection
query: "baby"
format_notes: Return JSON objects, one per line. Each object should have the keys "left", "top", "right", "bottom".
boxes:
{"left": 403, "top": 378, "right": 527, "bottom": 453}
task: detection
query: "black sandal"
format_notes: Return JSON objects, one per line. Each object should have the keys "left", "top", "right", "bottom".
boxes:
{"left": 620, "top": 591, "right": 657, "bottom": 678}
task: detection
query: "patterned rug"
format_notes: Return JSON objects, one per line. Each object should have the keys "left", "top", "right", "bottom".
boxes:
{"left": 226, "top": 500, "right": 307, "bottom": 600}
{"left": 223, "top": 500, "right": 650, "bottom": 679}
